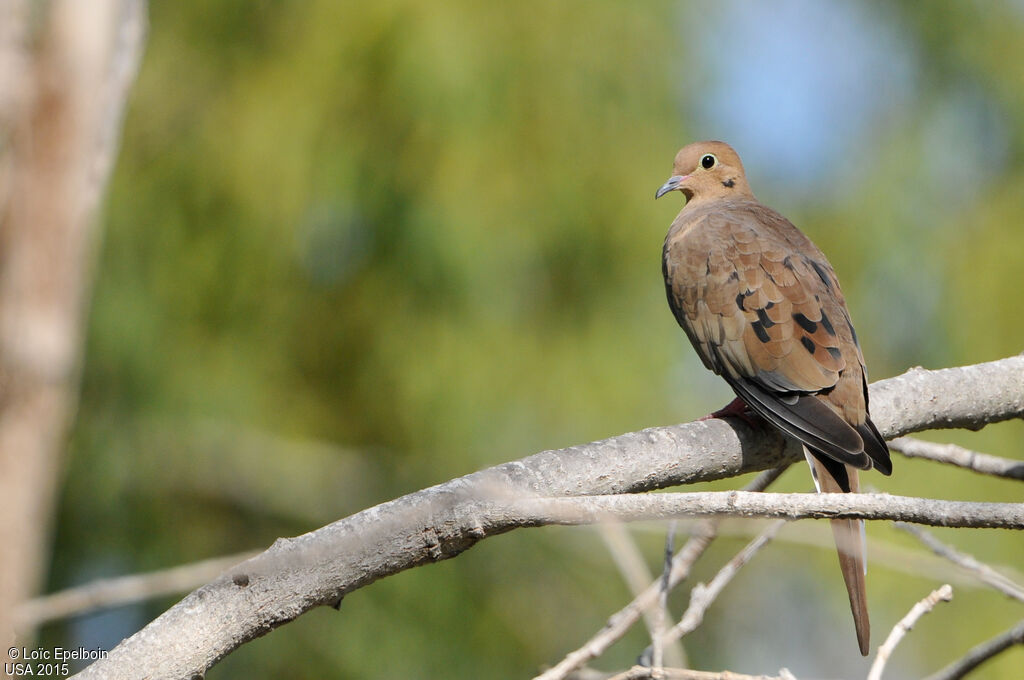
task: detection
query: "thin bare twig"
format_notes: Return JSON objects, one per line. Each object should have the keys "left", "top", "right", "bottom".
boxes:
{"left": 650, "top": 521, "right": 678, "bottom": 672}
{"left": 537, "top": 525, "right": 717, "bottom": 680}
{"left": 597, "top": 523, "right": 684, "bottom": 669}
{"left": 894, "top": 522, "right": 1024, "bottom": 603}
{"left": 515, "top": 492, "right": 1022, "bottom": 531}
{"left": 534, "top": 468, "right": 788, "bottom": 680}
{"left": 889, "top": 437, "right": 1024, "bottom": 481}
{"left": 923, "top": 619, "right": 1024, "bottom": 680}
{"left": 658, "top": 520, "right": 786, "bottom": 647}
{"left": 631, "top": 519, "right": 1024, "bottom": 590}
{"left": 867, "top": 584, "right": 954, "bottom": 680}
{"left": 14, "top": 551, "right": 258, "bottom": 630}
{"left": 604, "top": 665, "right": 798, "bottom": 680}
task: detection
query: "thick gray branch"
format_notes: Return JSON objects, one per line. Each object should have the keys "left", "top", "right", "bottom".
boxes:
{"left": 870, "top": 357, "right": 1024, "bottom": 434}
{"left": 75, "top": 356, "right": 1024, "bottom": 679}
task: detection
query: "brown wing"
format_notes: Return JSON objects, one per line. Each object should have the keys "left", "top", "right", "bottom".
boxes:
{"left": 663, "top": 206, "right": 890, "bottom": 473}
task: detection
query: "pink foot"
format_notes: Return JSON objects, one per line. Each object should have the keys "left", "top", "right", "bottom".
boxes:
{"left": 698, "top": 397, "right": 762, "bottom": 428}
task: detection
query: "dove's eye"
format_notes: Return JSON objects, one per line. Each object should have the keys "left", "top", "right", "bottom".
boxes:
{"left": 700, "top": 154, "right": 717, "bottom": 170}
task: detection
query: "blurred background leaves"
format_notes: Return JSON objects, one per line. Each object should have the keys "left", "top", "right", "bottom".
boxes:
{"left": 44, "top": 0, "right": 1023, "bottom": 677}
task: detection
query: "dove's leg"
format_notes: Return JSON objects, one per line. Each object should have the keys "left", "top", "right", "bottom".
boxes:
{"left": 699, "top": 396, "right": 762, "bottom": 428}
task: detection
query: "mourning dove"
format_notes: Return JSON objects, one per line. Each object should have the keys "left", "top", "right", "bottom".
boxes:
{"left": 656, "top": 141, "right": 892, "bottom": 656}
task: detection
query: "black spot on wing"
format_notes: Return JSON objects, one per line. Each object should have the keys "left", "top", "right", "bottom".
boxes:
{"left": 736, "top": 290, "right": 752, "bottom": 311}
{"left": 800, "top": 337, "right": 816, "bottom": 354}
{"left": 809, "top": 259, "right": 833, "bottom": 289}
{"left": 752, "top": 321, "right": 770, "bottom": 343}
{"left": 793, "top": 313, "right": 817, "bottom": 333}
{"left": 845, "top": 312, "right": 860, "bottom": 346}
{"left": 820, "top": 311, "right": 836, "bottom": 336}
{"left": 826, "top": 346, "right": 842, "bottom": 361}
{"left": 755, "top": 307, "right": 776, "bottom": 328}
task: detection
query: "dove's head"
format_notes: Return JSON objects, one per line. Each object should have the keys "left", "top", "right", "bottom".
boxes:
{"left": 655, "top": 141, "right": 752, "bottom": 203}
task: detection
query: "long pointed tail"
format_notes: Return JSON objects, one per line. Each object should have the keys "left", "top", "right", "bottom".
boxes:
{"left": 807, "top": 452, "right": 871, "bottom": 656}
{"left": 830, "top": 515, "right": 870, "bottom": 656}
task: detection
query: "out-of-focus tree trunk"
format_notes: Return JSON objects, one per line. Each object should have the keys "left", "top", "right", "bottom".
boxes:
{"left": 0, "top": 0, "right": 145, "bottom": 655}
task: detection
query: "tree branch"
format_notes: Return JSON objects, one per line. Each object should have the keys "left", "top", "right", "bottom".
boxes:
{"left": 889, "top": 437, "right": 1024, "bottom": 481}
{"left": 597, "top": 522, "right": 686, "bottom": 670}
{"left": 74, "top": 357, "right": 1024, "bottom": 679}
{"left": 923, "top": 619, "right": 1024, "bottom": 680}
{"left": 0, "top": 0, "right": 146, "bottom": 653}
{"left": 867, "top": 584, "right": 954, "bottom": 680}
{"left": 894, "top": 522, "right": 1024, "bottom": 603}
{"left": 14, "top": 551, "right": 258, "bottom": 630}
{"left": 536, "top": 468, "right": 786, "bottom": 680}
{"left": 506, "top": 493, "right": 1023, "bottom": 530}
{"left": 657, "top": 521, "right": 785, "bottom": 648}
{"left": 604, "top": 666, "right": 797, "bottom": 680}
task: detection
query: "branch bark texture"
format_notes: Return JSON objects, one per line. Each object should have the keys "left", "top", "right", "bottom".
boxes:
{"left": 890, "top": 436, "right": 1024, "bottom": 480}
{"left": 75, "top": 356, "right": 1024, "bottom": 679}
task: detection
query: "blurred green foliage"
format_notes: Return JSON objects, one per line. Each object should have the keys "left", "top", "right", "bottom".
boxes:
{"left": 43, "top": 1, "right": 1022, "bottom": 678}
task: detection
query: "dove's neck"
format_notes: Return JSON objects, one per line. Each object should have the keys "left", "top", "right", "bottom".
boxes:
{"left": 680, "top": 192, "right": 758, "bottom": 216}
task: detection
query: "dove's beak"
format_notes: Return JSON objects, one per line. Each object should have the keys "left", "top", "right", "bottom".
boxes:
{"left": 655, "top": 175, "right": 686, "bottom": 199}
